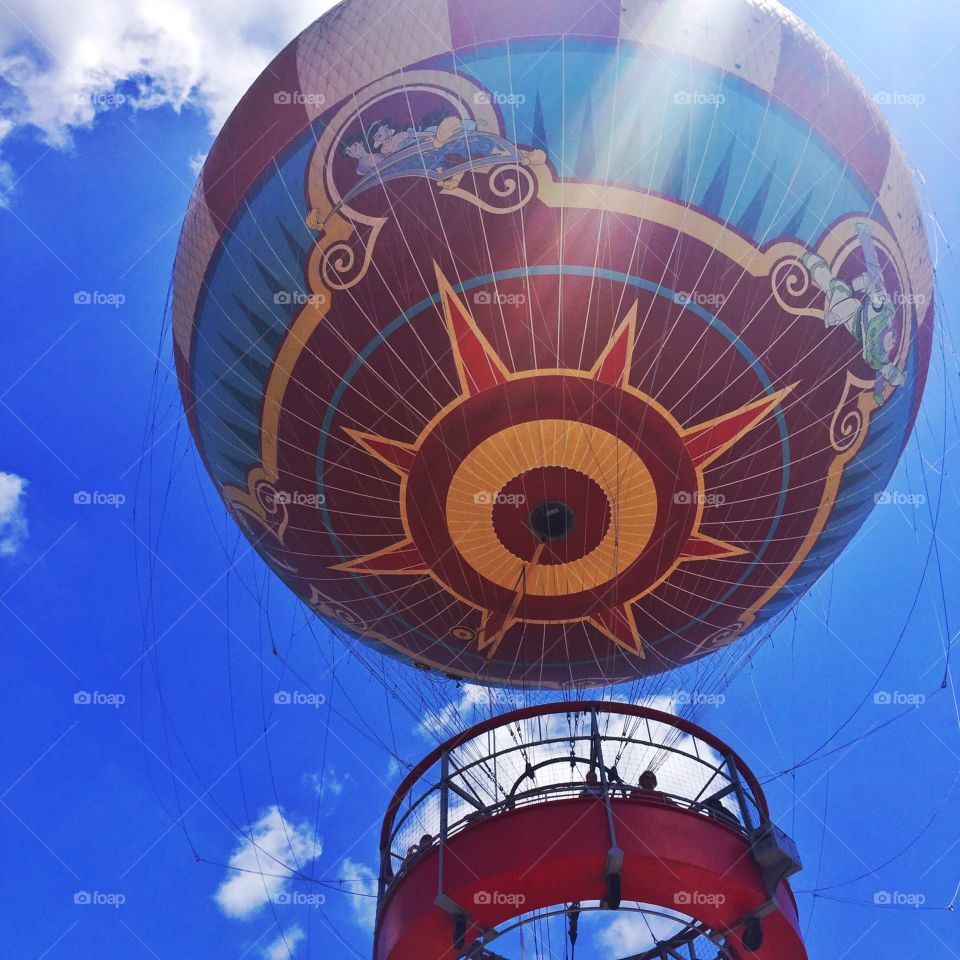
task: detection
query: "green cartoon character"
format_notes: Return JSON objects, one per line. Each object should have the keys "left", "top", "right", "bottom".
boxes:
{"left": 802, "top": 224, "right": 905, "bottom": 404}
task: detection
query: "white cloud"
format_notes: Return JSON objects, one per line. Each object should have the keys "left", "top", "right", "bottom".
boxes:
{"left": 188, "top": 151, "right": 208, "bottom": 176}
{"left": 0, "top": 472, "right": 28, "bottom": 556}
{"left": 215, "top": 807, "right": 321, "bottom": 920}
{"left": 306, "top": 766, "right": 347, "bottom": 803}
{"left": 417, "top": 684, "right": 525, "bottom": 740}
{"left": 262, "top": 925, "right": 305, "bottom": 960}
{"left": 339, "top": 859, "right": 377, "bottom": 931}
{"left": 0, "top": 0, "right": 333, "bottom": 191}
{"left": 594, "top": 911, "right": 686, "bottom": 958}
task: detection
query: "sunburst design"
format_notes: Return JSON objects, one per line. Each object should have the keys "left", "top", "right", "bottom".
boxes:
{"left": 333, "top": 265, "right": 795, "bottom": 660}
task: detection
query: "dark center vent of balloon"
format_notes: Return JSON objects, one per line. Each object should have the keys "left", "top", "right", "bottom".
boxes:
{"left": 528, "top": 501, "right": 576, "bottom": 542}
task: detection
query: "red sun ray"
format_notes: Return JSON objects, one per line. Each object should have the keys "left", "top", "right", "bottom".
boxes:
{"left": 590, "top": 304, "right": 637, "bottom": 387}
{"left": 342, "top": 429, "right": 417, "bottom": 476}
{"left": 681, "top": 383, "right": 797, "bottom": 469}
{"left": 591, "top": 302, "right": 638, "bottom": 387}
{"left": 435, "top": 263, "right": 510, "bottom": 396}
{"left": 330, "top": 538, "right": 429, "bottom": 575}
{"left": 588, "top": 604, "right": 645, "bottom": 658}
{"left": 679, "top": 532, "right": 748, "bottom": 560}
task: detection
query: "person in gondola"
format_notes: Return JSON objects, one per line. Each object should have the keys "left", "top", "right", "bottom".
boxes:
{"left": 630, "top": 770, "right": 676, "bottom": 805}
{"left": 703, "top": 795, "right": 741, "bottom": 828}
{"left": 579, "top": 770, "right": 604, "bottom": 798}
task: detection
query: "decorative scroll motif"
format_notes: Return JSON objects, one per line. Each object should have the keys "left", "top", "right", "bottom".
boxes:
{"left": 680, "top": 620, "right": 744, "bottom": 661}
{"left": 307, "top": 585, "right": 370, "bottom": 633}
{"left": 312, "top": 220, "right": 384, "bottom": 293}
{"left": 770, "top": 255, "right": 822, "bottom": 321}
{"left": 221, "top": 468, "right": 298, "bottom": 573}
{"left": 830, "top": 370, "right": 881, "bottom": 453}
{"left": 440, "top": 162, "right": 538, "bottom": 215}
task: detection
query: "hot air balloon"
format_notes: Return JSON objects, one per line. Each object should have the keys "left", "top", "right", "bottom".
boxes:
{"left": 173, "top": 0, "right": 933, "bottom": 687}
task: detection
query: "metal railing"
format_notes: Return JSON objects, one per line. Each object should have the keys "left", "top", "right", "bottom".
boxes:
{"left": 378, "top": 701, "right": 769, "bottom": 906}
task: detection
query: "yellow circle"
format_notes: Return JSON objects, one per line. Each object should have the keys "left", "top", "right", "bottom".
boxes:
{"left": 445, "top": 420, "right": 658, "bottom": 596}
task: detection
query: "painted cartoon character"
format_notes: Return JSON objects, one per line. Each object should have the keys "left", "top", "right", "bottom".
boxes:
{"left": 341, "top": 136, "right": 380, "bottom": 176}
{"left": 340, "top": 114, "right": 487, "bottom": 183}
{"left": 802, "top": 224, "right": 905, "bottom": 403}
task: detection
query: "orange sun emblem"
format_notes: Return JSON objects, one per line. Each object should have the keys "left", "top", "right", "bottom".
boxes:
{"left": 332, "top": 265, "right": 795, "bottom": 662}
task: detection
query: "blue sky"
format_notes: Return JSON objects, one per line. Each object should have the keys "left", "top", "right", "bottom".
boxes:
{"left": 1, "top": 1, "right": 959, "bottom": 958}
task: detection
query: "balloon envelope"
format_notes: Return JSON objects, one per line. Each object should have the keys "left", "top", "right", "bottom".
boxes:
{"left": 174, "top": 0, "right": 933, "bottom": 686}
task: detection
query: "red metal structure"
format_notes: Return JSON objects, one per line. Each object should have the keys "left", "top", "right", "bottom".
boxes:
{"left": 375, "top": 702, "right": 806, "bottom": 960}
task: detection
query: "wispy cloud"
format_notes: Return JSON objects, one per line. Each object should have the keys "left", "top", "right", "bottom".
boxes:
{"left": 0, "top": 472, "right": 28, "bottom": 556}
{"left": 595, "top": 912, "right": 677, "bottom": 957}
{"left": 262, "top": 924, "right": 305, "bottom": 960}
{"left": 0, "top": 0, "right": 332, "bottom": 195}
{"left": 339, "top": 859, "right": 377, "bottom": 931}
{"left": 214, "top": 807, "right": 321, "bottom": 920}
{"left": 306, "top": 766, "right": 347, "bottom": 804}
